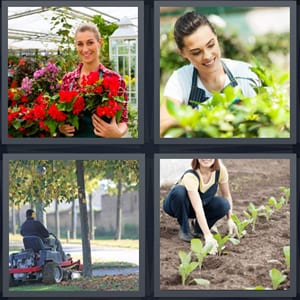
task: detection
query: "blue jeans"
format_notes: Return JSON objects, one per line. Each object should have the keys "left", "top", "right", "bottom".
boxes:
{"left": 163, "top": 185, "right": 230, "bottom": 234}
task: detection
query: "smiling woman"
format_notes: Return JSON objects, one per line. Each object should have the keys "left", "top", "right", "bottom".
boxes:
{"left": 160, "top": 11, "right": 261, "bottom": 136}
{"left": 59, "top": 23, "right": 128, "bottom": 138}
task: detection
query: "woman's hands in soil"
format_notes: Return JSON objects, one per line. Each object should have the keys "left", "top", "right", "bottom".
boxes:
{"left": 59, "top": 124, "right": 75, "bottom": 136}
{"left": 227, "top": 218, "right": 238, "bottom": 237}
{"left": 205, "top": 234, "right": 218, "bottom": 255}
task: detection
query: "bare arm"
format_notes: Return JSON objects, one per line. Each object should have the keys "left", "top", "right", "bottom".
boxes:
{"left": 187, "top": 190, "right": 212, "bottom": 238}
{"left": 219, "top": 181, "right": 233, "bottom": 219}
{"left": 160, "top": 97, "right": 181, "bottom": 137}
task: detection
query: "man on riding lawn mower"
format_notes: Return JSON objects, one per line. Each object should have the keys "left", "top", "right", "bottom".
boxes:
{"left": 20, "top": 209, "right": 70, "bottom": 261}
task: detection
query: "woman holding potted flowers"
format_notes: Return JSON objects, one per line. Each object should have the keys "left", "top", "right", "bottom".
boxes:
{"left": 59, "top": 23, "right": 128, "bottom": 138}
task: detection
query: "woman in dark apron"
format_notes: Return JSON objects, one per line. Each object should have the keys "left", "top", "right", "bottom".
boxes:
{"left": 163, "top": 159, "right": 238, "bottom": 254}
{"left": 160, "top": 11, "right": 260, "bottom": 135}
{"left": 59, "top": 23, "right": 128, "bottom": 138}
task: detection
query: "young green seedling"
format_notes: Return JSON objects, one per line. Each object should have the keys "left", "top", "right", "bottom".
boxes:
{"left": 231, "top": 214, "right": 252, "bottom": 240}
{"left": 268, "top": 196, "right": 284, "bottom": 211}
{"left": 283, "top": 246, "right": 290, "bottom": 270}
{"left": 190, "top": 238, "right": 212, "bottom": 270}
{"left": 178, "top": 250, "right": 198, "bottom": 285}
{"left": 279, "top": 186, "right": 290, "bottom": 203}
{"left": 213, "top": 233, "right": 240, "bottom": 256}
{"left": 269, "top": 268, "right": 287, "bottom": 290}
{"left": 264, "top": 204, "right": 273, "bottom": 221}
{"left": 243, "top": 203, "right": 259, "bottom": 231}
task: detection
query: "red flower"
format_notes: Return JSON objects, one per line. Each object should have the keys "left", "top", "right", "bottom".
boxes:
{"left": 39, "top": 121, "right": 49, "bottom": 132}
{"left": 32, "top": 103, "right": 47, "bottom": 120}
{"left": 8, "top": 111, "right": 19, "bottom": 124}
{"left": 8, "top": 89, "right": 17, "bottom": 101}
{"left": 59, "top": 90, "right": 79, "bottom": 103}
{"left": 72, "top": 96, "right": 85, "bottom": 115}
{"left": 36, "top": 93, "right": 46, "bottom": 104}
{"left": 96, "top": 99, "right": 121, "bottom": 118}
{"left": 21, "top": 95, "right": 28, "bottom": 103}
{"left": 102, "top": 76, "right": 120, "bottom": 97}
{"left": 48, "top": 103, "right": 67, "bottom": 121}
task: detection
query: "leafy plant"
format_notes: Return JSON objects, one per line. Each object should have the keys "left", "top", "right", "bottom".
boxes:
{"left": 268, "top": 196, "right": 285, "bottom": 211}
{"left": 178, "top": 250, "right": 198, "bottom": 285}
{"left": 190, "top": 238, "right": 212, "bottom": 270}
{"left": 269, "top": 268, "right": 287, "bottom": 290}
{"left": 247, "top": 268, "right": 287, "bottom": 290}
{"left": 259, "top": 204, "right": 274, "bottom": 221}
{"left": 279, "top": 187, "right": 290, "bottom": 203}
{"left": 213, "top": 233, "right": 240, "bottom": 256}
{"left": 283, "top": 246, "right": 290, "bottom": 270}
{"left": 231, "top": 214, "right": 252, "bottom": 240}
{"left": 243, "top": 203, "right": 265, "bottom": 231}
{"left": 127, "top": 103, "right": 138, "bottom": 138}
{"left": 162, "top": 63, "right": 290, "bottom": 138}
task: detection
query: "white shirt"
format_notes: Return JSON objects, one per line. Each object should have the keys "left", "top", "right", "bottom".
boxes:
{"left": 163, "top": 58, "right": 260, "bottom": 105}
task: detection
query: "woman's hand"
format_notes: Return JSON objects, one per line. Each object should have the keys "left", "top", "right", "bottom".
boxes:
{"left": 92, "top": 114, "right": 127, "bottom": 138}
{"left": 227, "top": 218, "right": 238, "bottom": 237}
{"left": 58, "top": 124, "right": 76, "bottom": 137}
{"left": 204, "top": 234, "right": 218, "bottom": 255}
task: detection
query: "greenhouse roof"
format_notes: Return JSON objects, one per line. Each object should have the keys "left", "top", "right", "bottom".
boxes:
{"left": 7, "top": 6, "right": 138, "bottom": 50}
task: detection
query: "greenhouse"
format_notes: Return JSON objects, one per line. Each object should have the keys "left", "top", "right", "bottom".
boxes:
{"left": 7, "top": 6, "right": 139, "bottom": 138}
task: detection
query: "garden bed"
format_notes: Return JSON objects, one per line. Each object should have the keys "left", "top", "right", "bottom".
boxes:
{"left": 160, "top": 159, "right": 290, "bottom": 290}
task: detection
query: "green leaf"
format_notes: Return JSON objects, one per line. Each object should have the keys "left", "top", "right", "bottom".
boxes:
{"left": 44, "top": 119, "right": 58, "bottom": 135}
{"left": 269, "top": 268, "right": 287, "bottom": 289}
{"left": 193, "top": 278, "right": 210, "bottom": 286}
{"left": 163, "top": 127, "right": 186, "bottom": 138}
{"left": 283, "top": 246, "right": 290, "bottom": 269}
{"left": 245, "top": 285, "right": 267, "bottom": 290}
{"left": 229, "top": 237, "right": 240, "bottom": 245}
{"left": 191, "top": 238, "right": 203, "bottom": 253}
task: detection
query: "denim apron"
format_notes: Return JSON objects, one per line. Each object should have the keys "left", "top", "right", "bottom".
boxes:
{"left": 187, "top": 60, "right": 240, "bottom": 109}
{"left": 69, "top": 70, "right": 103, "bottom": 138}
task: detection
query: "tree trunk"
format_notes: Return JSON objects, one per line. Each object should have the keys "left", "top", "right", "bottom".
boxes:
{"left": 89, "top": 193, "right": 95, "bottom": 240}
{"left": 115, "top": 179, "right": 122, "bottom": 240}
{"left": 76, "top": 160, "right": 92, "bottom": 278}
{"left": 71, "top": 200, "right": 77, "bottom": 239}
{"left": 17, "top": 206, "right": 21, "bottom": 231}
{"left": 35, "top": 202, "right": 45, "bottom": 225}
{"left": 55, "top": 200, "right": 60, "bottom": 239}
{"left": 12, "top": 204, "right": 16, "bottom": 235}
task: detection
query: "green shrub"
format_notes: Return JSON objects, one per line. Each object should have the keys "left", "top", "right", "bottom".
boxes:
{"left": 162, "top": 64, "right": 290, "bottom": 138}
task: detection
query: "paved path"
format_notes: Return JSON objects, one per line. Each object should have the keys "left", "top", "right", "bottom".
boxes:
{"left": 92, "top": 266, "right": 139, "bottom": 277}
{"left": 63, "top": 244, "right": 139, "bottom": 265}
{"left": 10, "top": 241, "right": 139, "bottom": 266}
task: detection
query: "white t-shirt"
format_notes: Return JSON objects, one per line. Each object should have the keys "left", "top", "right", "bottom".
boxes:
{"left": 163, "top": 58, "right": 260, "bottom": 105}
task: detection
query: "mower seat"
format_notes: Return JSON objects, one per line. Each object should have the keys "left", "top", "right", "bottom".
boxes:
{"left": 23, "top": 236, "right": 51, "bottom": 252}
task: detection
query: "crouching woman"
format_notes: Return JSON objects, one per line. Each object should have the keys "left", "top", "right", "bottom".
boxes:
{"left": 163, "top": 158, "right": 237, "bottom": 254}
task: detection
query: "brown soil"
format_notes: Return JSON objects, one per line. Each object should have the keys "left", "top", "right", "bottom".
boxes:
{"left": 160, "top": 159, "right": 290, "bottom": 290}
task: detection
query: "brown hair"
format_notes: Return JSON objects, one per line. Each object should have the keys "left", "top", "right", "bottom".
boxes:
{"left": 191, "top": 159, "right": 220, "bottom": 171}
{"left": 75, "top": 23, "right": 101, "bottom": 41}
{"left": 174, "top": 11, "right": 217, "bottom": 50}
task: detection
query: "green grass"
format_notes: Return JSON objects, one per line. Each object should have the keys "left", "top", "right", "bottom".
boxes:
{"left": 9, "top": 284, "right": 83, "bottom": 292}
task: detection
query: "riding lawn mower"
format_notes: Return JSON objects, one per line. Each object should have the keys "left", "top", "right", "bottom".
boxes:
{"left": 9, "top": 233, "right": 82, "bottom": 286}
